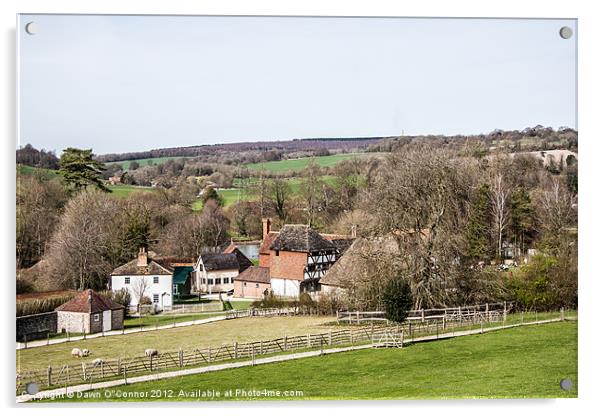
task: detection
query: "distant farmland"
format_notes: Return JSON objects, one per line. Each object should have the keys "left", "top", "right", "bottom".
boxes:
{"left": 244, "top": 153, "right": 382, "bottom": 172}
{"left": 107, "top": 156, "right": 194, "bottom": 170}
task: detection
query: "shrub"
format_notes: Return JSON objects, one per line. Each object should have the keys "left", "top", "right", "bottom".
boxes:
{"left": 382, "top": 277, "right": 413, "bottom": 323}
{"left": 16, "top": 294, "right": 75, "bottom": 317}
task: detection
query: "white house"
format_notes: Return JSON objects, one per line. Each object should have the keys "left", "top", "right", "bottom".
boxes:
{"left": 194, "top": 253, "right": 240, "bottom": 294}
{"left": 110, "top": 248, "right": 175, "bottom": 311}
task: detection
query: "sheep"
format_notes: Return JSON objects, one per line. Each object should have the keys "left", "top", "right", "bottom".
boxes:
{"left": 145, "top": 349, "right": 158, "bottom": 357}
{"left": 71, "top": 348, "right": 90, "bottom": 358}
{"left": 92, "top": 358, "right": 104, "bottom": 366}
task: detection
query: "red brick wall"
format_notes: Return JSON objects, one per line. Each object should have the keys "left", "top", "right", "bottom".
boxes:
{"left": 259, "top": 253, "right": 271, "bottom": 268}
{"left": 268, "top": 250, "right": 307, "bottom": 281}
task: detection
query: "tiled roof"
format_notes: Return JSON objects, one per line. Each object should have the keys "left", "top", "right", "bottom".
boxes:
{"left": 110, "top": 258, "right": 172, "bottom": 276}
{"left": 235, "top": 266, "right": 271, "bottom": 284}
{"left": 55, "top": 289, "right": 124, "bottom": 313}
{"left": 271, "top": 225, "right": 336, "bottom": 253}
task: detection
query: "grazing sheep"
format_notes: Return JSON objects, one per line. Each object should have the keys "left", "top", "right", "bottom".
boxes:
{"left": 145, "top": 349, "right": 158, "bottom": 357}
{"left": 81, "top": 349, "right": 90, "bottom": 357}
{"left": 71, "top": 348, "right": 82, "bottom": 357}
{"left": 92, "top": 358, "right": 104, "bottom": 366}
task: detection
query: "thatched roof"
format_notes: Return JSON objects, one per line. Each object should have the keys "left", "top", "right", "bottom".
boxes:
{"left": 319, "top": 235, "right": 400, "bottom": 288}
{"left": 200, "top": 253, "right": 239, "bottom": 271}
{"left": 271, "top": 225, "right": 336, "bottom": 253}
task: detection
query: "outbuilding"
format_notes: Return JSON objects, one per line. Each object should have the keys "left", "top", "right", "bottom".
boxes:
{"left": 55, "top": 289, "right": 124, "bottom": 334}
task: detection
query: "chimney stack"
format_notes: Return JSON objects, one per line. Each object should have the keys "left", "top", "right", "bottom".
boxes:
{"left": 262, "top": 218, "right": 272, "bottom": 240}
{"left": 137, "top": 247, "right": 148, "bottom": 267}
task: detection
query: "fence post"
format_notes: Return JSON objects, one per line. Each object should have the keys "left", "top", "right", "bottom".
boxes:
{"left": 260, "top": 341, "right": 263, "bottom": 355}
{"left": 329, "top": 330, "right": 332, "bottom": 345}
{"left": 480, "top": 321, "right": 484, "bottom": 334}
{"left": 47, "top": 333, "right": 50, "bottom": 346}
{"left": 503, "top": 301, "right": 507, "bottom": 322}
{"left": 320, "top": 338, "right": 324, "bottom": 356}
{"left": 234, "top": 342, "right": 239, "bottom": 359}
{"left": 150, "top": 355, "right": 154, "bottom": 371}
{"left": 252, "top": 345, "right": 255, "bottom": 366}
{"left": 66, "top": 364, "right": 70, "bottom": 384}
{"left": 356, "top": 311, "right": 360, "bottom": 324}
{"left": 443, "top": 315, "right": 446, "bottom": 330}
{"left": 82, "top": 363, "right": 87, "bottom": 381}
{"left": 124, "top": 364, "right": 128, "bottom": 385}
{"left": 208, "top": 347, "right": 212, "bottom": 362}
{"left": 307, "top": 333, "right": 311, "bottom": 348}
{"left": 47, "top": 366, "right": 52, "bottom": 387}
{"left": 560, "top": 308, "right": 565, "bottom": 321}
{"left": 421, "top": 309, "right": 425, "bottom": 323}
{"left": 179, "top": 348, "right": 184, "bottom": 367}
{"left": 284, "top": 336, "right": 288, "bottom": 351}
{"left": 400, "top": 330, "right": 404, "bottom": 348}
{"left": 370, "top": 322, "right": 374, "bottom": 341}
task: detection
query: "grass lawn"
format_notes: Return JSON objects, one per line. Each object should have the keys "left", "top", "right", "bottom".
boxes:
{"left": 17, "top": 316, "right": 334, "bottom": 370}
{"left": 245, "top": 153, "right": 382, "bottom": 173}
{"left": 17, "top": 164, "right": 59, "bottom": 179}
{"left": 52, "top": 321, "right": 576, "bottom": 401}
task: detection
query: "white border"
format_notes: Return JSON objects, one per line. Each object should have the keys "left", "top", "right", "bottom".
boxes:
{"left": 2, "top": 1, "right": 600, "bottom": 415}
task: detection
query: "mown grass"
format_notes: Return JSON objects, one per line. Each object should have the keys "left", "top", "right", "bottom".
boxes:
{"left": 106, "top": 184, "right": 156, "bottom": 198}
{"left": 244, "top": 153, "right": 380, "bottom": 172}
{"left": 46, "top": 321, "right": 577, "bottom": 401}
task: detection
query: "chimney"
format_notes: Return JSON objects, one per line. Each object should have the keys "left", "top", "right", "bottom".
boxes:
{"left": 262, "top": 218, "right": 272, "bottom": 240}
{"left": 137, "top": 247, "right": 148, "bottom": 267}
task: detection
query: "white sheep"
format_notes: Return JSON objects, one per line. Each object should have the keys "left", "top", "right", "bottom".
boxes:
{"left": 71, "top": 348, "right": 82, "bottom": 357}
{"left": 145, "top": 349, "right": 158, "bottom": 357}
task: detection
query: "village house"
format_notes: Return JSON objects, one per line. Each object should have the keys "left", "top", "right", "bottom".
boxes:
{"left": 55, "top": 289, "right": 124, "bottom": 334}
{"left": 110, "top": 248, "right": 195, "bottom": 311}
{"left": 258, "top": 219, "right": 354, "bottom": 297}
{"left": 223, "top": 242, "right": 254, "bottom": 272}
{"left": 233, "top": 266, "right": 271, "bottom": 299}
{"left": 194, "top": 253, "right": 241, "bottom": 294}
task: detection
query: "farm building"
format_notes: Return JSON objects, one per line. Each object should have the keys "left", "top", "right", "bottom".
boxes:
{"left": 55, "top": 289, "right": 124, "bottom": 334}
{"left": 319, "top": 235, "right": 400, "bottom": 296}
{"left": 233, "top": 266, "right": 271, "bottom": 299}
{"left": 258, "top": 219, "right": 354, "bottom": 297}
{"left": 110, "top": 248, "right": 195, "bottom": 311}
{"left": 194, "top": 253, "right": 241, "bottom": 294}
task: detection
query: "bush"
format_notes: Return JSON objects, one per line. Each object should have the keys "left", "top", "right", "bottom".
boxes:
{"left": 382, "top": 277, "right": 413, "bottom": 323}
{"left": 251, "top": 293, "right": 291, "bottom": 309}
{"left": 100, "top": 288, "right": 132, "bottom": 317}
{"left": 139, "top": 296, "right": 152, "bottom": 305}
{"left": 16, "top": 294, "right": 75, "bottom": 317}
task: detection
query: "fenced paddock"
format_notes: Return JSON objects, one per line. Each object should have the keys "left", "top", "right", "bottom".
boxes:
{"left": 17, "top": 305, "right": 537, "bottom": 394}
{"left": 337, "top": 302, "right": 510, "bottom": 325}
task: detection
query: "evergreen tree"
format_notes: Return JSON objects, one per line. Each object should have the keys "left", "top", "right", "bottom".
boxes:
{"left": 59, "top": 148, "right": 110, "bottom": 192}
{"left": 465, "top": 184, "right": 492, "bottom": 261}
{"left": 383, "top": 276, "right": 413, "bottom": 323}
{"left": 510, "top": 187, "right": 536, "bottom": 256}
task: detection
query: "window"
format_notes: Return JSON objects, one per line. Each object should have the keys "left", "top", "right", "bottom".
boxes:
{"left": 275, "top": 250, "right": 280, "bottom": 256}
{"left": 208, "top": 278, "right": 214, "bottom": 285}
{"left": 93, "top": 313, "right": 100, "bottom": 322}
{"left": 124, "top": 277, "right": 130, "bottom": 284}
{"left": 173, "top": 284, "right": 178, "bottom": 294}
{"left": 243, "top": 282, "right": 247, "bottom": 287}
{"left": 153, "top": 276, "right": 159, "bottom": 284}
{"left": 153, "top": 294, "right": 159, "bottom": 304}
{"left": 223, "top": 277, "right": 229, "bottom": 284}
{"left": 215, "top": 278, "right": 222, "bottom": 285}
{"left": 256, "top": 283, "right": 259, "bottom": 288}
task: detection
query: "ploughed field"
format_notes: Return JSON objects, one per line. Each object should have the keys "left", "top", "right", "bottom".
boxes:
{"left": 49, "top": 321, "right": 577, "bottom": 401}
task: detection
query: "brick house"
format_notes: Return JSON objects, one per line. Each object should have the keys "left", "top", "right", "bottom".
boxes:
{"left": 55, "top": 289, "right": 124, "bottom": 334}
{"left": 233, "top": 266, "right": 271, "bottom": 299}
{"left": 258, "top": 220, "right": 353, "bottom": 297}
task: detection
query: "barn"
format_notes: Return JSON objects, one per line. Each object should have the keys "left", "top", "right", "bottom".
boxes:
{"left": 55, "top": 289, "right": 124, "bottom": 334}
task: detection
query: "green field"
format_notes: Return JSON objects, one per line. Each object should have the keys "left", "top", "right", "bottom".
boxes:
{"left": 107, "top": 156, "right": 194, "bottom": 170}
{"left": 47, "top": 321, "right": 577, "bottom": 401}
{"left": 17, "top": 316, "right": 334, "bottom": 370}
{"left": 107, "top": 184, "right": 156, "bottom": 197}
{"left": 17, "top": 164, "right": 59, "bottom": 179}
{"left": 245, "top": 153, "right": 381, "bottom": 172}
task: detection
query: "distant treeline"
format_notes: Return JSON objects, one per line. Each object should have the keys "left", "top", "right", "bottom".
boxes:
{"left": 96, "top": 137, "right": 388, "bottom": 163}
{"left": 16, "top": 144, "right": 59, "bottom": 170}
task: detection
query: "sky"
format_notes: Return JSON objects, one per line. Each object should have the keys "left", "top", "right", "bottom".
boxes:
{"left": 17, "top": 15, "right": 577, "bottom": 155}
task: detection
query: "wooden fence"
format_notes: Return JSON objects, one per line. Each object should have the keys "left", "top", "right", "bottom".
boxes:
{"left": 337, "top": 302, "right": 510, "bottom": 325}
{"left": 16, "top": 309, "right": 507, "bottom": 393}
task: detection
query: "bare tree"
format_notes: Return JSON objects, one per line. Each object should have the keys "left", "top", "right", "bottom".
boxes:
{"left": 490, "top": 173, "right": 511, "bottom": 260}
{"left": 269, "top": 178, "right": 291, "bottom": 222}
{"left": 132, "top": 276, "right": 150, "bottom": 310}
